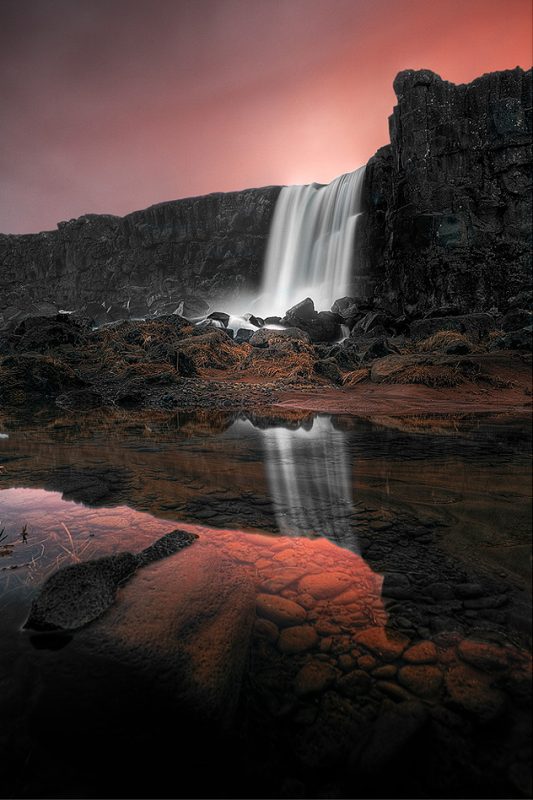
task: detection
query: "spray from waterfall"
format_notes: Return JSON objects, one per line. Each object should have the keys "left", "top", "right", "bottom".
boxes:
{"left": 257, "top": 166, "right": 365, "bottom": 317}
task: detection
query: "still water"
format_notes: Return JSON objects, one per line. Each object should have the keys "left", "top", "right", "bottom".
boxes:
{"left": 0, "top": 410, "right": 531, "bottom": 799}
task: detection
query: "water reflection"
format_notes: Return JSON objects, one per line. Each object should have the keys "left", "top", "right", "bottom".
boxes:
{"left": 261, "top": 415, "right": 358, "bottom": 551}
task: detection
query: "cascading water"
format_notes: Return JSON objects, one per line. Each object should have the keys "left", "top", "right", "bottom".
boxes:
{"left": 262, "top": 415, "right": 358, "bottom": 552}
{"left": 257, "top": 166, "right": 365, "bottom": 317}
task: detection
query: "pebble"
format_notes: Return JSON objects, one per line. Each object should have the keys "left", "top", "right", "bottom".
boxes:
{"left": 457, "top": 639, "right": 509, "bottom": 672}
{"left": 294, "top": 660, "right": 337, "bottom": 696}
{"left": 298, "top": 571, "right": 353, "bottom": 600}
{"left": 256, "top": 594, "right": 307, "bottom": 627}
{"left": 253, "top": 617, "right": 279, "bottom": 643}
{"left": 445, "top": 663, "right": 506, "bottom": 720}
{"left": 278, "top": 625, "right": 319, "bottom": 654}
{"left": 403, "top": 641, "right": 438, "bottom": 664}
{"left": 398, "top": 665, "right": 443, "bottom": 698}
{"left": 355, "top": 627, "right": 409, "bottom": 661}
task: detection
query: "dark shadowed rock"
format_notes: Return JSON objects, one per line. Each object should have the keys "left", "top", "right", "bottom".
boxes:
{"left": 285, "top": 297, "right": 316, "bottom": 322}
{"left": 235, "top": 328, "right": 254, "bottom": 343}
{"left": 314, "top": 358, "right": 343, "bottom": 384}
{"left": 410, "top": 313, "right": 496, "bottom": 340}
{"left": 250, "top": 327, "right": 310, "bottom": 347}
{"left": 208, "top": 311, "right": 230, "bottom": 327}
{"left": 356, "top": 67, "right": 532, "bottom": 313}
{"left": 25, "top": 530, "right": 198, "bottom": 632}
{"left": 502, "top": 308, "right": 532, "bottom": 332}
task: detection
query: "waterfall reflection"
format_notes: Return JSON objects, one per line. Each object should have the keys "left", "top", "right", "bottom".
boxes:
{"left": 262, "top": 416, "right": 358, "bottom": 552}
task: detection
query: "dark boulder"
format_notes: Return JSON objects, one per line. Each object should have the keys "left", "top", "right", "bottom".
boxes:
{"left": 283, "top": 298, "right": 342, "bottom": 342}
{"left": 25, "top": 530, "right": 198, "bottom": 632}
{"left": 410, "top": 313, "right": 496, "bottom": 340}
{"left": 285, "top": 297, "right": 315, "bottom": 323}
{"left": 490, "top": 326, "right": 532, "bottom": 351}
{"left": 249, "top": 327, "right": 310, "bottom": 347}
{"left": 235, "top": 328, "right": 254, "bottom": 343}
{"left": 502, "top": 308, "right": 532, "bottom": 332}
{"left": 314, "top": 358, "right": 343, "bottom": 384}
{"left": 264, "top": 316, "right": 282, "bottom": 325}
{"left": 207, "top": 312, "right": 230, "bottom": 327}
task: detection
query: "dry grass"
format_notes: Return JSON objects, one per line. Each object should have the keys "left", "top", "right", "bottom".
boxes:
{"left": 417, "top": 330, "right": 471, "bottom": 352}
{"left": 384, "top": 364, "right": 468, "bottom": 388}
{"left": 177, "top": 331, "right": 251, "bottom": 371}
{"left": 85, "top": 319, "right": 195, "bottom": 375}
{"left": 240, "top": 346, "right": 317, "bottom": 383}
{"left": 342, "top": 368, "right": 369, "bottom": 386}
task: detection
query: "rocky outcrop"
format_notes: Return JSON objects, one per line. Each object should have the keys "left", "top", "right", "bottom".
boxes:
{"left": 0, "top": 186, "right": 281, "bottom": 315}
{"left": 357, "top": 67, "right": 532, "bottom": 313}
{"left": 0, "top": 68, "right": 530, "bottom": 319}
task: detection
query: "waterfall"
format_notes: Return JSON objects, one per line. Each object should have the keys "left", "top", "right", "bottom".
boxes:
{"left": 257, "top": 166, "right": 365, "bottom": 317}
{"left": 262, "top": 415, "right": 358, "bottom": 552}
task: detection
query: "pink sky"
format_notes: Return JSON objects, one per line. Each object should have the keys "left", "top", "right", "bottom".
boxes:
{"left": 1, "top": 0, "right": 531, "bottom": 233}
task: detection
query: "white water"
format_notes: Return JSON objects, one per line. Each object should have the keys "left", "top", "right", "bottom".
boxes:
{"left": 261, "top": 416, "right": 358, "bottom": 552}
{"left": 256, "top": 166, "right": 366, "bottom": 317}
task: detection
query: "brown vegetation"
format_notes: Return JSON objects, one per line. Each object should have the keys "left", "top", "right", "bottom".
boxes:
{"left": 342, "top": 368, "right": 369, "bottom": 386}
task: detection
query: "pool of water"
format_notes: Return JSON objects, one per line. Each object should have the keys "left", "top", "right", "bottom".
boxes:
{"left": 0, "top": 410, "right": 531, "bottom": 798}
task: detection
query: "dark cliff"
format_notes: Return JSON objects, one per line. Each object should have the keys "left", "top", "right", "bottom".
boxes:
{"left": 357, "top": 67, "right": 532, "bottom": 313}
{"left": 0, "top": 187, "right": 281, "bottom": 316}
{"left": 0, "top": 67, "right": 531, "bottom": 319}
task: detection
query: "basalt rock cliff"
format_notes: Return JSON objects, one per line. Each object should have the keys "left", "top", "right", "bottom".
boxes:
{"left": 0, "top": 67, "right": 531, "bottom": 320}
{"left": 0, "top": 187, "right": 281, "bottom": 320}
{"left": 356, "top": 67, "right": 532, "bottom": 313}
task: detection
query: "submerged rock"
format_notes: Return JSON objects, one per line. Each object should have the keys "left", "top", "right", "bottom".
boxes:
{"left": 25, "top": 530, "right": 198, "bottom": 632}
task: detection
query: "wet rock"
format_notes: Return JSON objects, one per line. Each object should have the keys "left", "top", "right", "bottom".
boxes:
{"left": 355, "top": 628, "right": 409, "bottom": 661}
{"left": 298, "top": 572, "right": 353, "bottom": 600}
{"left": 502, "top": 308, "right": 532, "bottom": 332}
{"left": 277, "top": 625, "right": 319, "bottom": 654}
{"left": 375, "top": 681, "right": 412, "bottom": 702}
{"left": 398, "top": 665, "right": 443, "bottom": 697}
{"left": 445, "top": 663, "right": 506, "bottom": 720}
{"left": 253, "top": 618, "right": 279, "bottom": 643}
{"left": 372, "top": 665, "right": 397, "bottom": 679}
{"left": 25, "top": 530, "right": 198, "bottom": 631}
{"left": 78, "top": 540, "right": 256, "bottom": 727}
{"left": 264, "top": 316, "right": 282, "bottom": 325}
{"left": 256, "top": 594, "right": 307, "bottom": 627}
{"left": 207, "top": 312, "right": 230, "bottom": 327}
{"left": 403, "top": 641, "right": 438, "bottom": 664}
{"left": 337, "top": 669, "right": 371, "bottom": 698}
{"left": 358, "top": 701, "right": 428, "bottom": 772}
{"left": 234, "top": 328, "right": 254, "bottom": 343}
{"left": 294, "top": 660, "right": 337, "bottom": 696}
{"left": 457, "top": 639, "right": 509, "bottom": 671}
{"left": 283, "top": 298, "right": 342, "bottom": 342}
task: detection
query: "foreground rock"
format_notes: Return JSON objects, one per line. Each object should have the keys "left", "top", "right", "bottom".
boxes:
{"left": 25, "top": 530, "right": 198, "bottom": 631}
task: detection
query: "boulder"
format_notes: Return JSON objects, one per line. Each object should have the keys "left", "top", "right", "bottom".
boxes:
{"left": 283, "top": 298, "right": 342, "bottom": 342}
{"left": 314, "top": 358, "right": 343, "bottom": 384}
{"left": 25, "top": 530, "right": 198, "bottom": 631}
{"left": 207, "top": 312, "right": 230, "bottom": 327}
{"left": 502, "top": 308, "right": 532, "bottom": 332}
{"left": 285, "top": 297, "right": 315, "bottom": 323}
{"left": 249, "top": 327, "right": 310, "bottom": 347}
{"left": 234, "top": 328, "right": 254, "bottom": 343}
{"left": 409, "top": 313, "right": 496, "bottom": 340}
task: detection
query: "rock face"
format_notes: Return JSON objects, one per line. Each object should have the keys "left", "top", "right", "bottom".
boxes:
{"left": 0, "top": 187, "right": 281, "bottom": 314}
{"left": 356, "top": 67, "right": 532, "bottom": 313}
{"left": 0, "top": 68, "right": 531, "bottom": 319}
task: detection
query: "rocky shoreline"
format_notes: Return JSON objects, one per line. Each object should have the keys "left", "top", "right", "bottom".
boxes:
{"left": 0, "top": 292, "right": 531, "bottom": 420}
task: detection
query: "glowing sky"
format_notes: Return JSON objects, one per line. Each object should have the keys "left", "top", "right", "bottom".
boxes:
{"left": 1, "top": 0, "right": 531, "bottom": 233}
